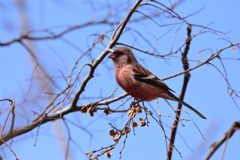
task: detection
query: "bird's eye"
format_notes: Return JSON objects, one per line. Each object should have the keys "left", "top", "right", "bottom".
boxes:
{"left": 118, "top": 52, "right": 123, "bottom": 55}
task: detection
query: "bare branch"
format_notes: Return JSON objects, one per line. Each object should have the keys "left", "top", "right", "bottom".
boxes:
{"left": 0, "top": 99, "right": 17, "bottom": 159}
{"left": 0, "top": 92, "right": 128, "bottom": 146}
{"left": 167, "top": 25, "right": 192, "bottom": 160}
{"left": 204, "top": 120, "right": 240, "bottom": 160}
{"left": 162, "top": 42, "right": 240, "bottom": 81}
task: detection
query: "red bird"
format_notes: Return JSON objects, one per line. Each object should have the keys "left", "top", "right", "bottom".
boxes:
{"left": 108, "top": 47, "right": 206, "bottom": 119}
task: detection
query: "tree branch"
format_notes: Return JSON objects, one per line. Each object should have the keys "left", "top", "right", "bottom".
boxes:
{"left": 167, "top": 25, "right": 192, "bottom": 160}
{"left": 204, "top": 120, "right": 240, "bottom": 160}
{"left": 0, "top": 92, "right": 129, "bottom": 146}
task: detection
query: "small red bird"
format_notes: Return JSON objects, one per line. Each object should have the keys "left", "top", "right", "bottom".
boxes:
{"left": 108, "top": 47, "right": 206, "bottom": 119}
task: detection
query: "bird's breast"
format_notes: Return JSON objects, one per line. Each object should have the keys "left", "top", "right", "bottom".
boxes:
{"left": 115, "top": 66, "right": 138, "bottom": 90}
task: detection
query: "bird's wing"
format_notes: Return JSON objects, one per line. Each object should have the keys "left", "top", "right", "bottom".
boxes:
{"left": 133, "top": 71, "right": 175, "bottom": 93}
{"left": 132, "top": 67, "right": 206, "bottom": 119}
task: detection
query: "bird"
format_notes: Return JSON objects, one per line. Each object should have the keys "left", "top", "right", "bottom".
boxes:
{"left": 108, "top": 46, "right": 206, "bottom": 119}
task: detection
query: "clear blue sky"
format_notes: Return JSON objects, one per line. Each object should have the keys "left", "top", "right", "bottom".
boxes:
{"left": 0, "top": 0, "right": 240, "bottom": 160}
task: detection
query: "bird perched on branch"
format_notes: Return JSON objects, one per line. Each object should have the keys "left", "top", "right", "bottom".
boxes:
{"left": 108, "top": 46, "right": 206, "bottom": 119}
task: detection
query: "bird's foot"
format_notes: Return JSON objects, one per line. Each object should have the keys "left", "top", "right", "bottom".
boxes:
{"left": 130, "top": 99, "right": 142, "bottom": 109}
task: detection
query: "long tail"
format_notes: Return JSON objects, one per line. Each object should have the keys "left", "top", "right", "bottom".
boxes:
{"left": 167, "top": 92, "right": 206, "bottom": 119}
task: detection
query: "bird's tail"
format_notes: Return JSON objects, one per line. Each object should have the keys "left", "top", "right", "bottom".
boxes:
{"left": 167, "top": 92, "right": 206, "bottom": 119}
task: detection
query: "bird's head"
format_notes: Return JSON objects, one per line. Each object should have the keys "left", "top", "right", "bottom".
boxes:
{"left": 108, "top": 47, "right": 138, "bottom": 68}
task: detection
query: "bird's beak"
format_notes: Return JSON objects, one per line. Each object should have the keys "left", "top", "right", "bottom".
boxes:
{"left": 108, "top": 53, "right": 115, "bottom": 59}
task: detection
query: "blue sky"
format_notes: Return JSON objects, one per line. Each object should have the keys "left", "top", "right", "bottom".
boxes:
{"left": 0, "top": 0, "right": 240, "bottom": 160}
